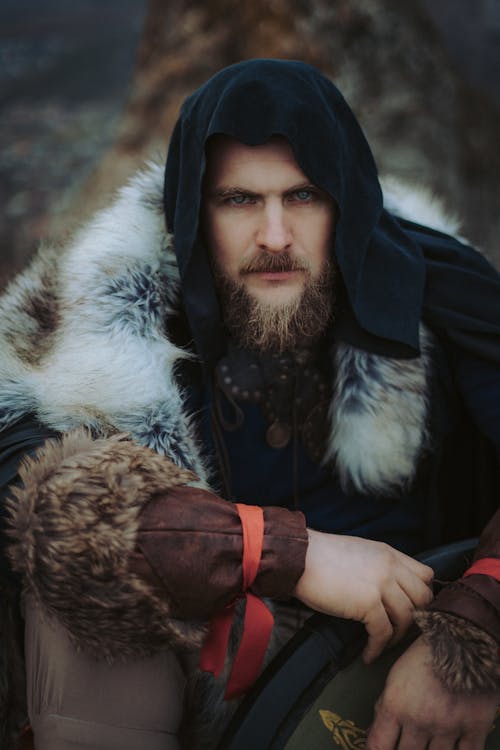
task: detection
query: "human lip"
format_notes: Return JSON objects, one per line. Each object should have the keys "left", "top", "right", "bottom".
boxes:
{"left": 244, "top": 270, "right": 303, "bottom": 282}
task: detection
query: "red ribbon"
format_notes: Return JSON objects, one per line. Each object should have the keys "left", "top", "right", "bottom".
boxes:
{"left": 199, "top": 503, "right": 275, "bottom": 700}
{"left": 463, "top": 557, "right": 500, "bottom": 581}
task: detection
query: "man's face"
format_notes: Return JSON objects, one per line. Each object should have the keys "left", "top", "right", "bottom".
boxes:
{"left": 202, "top": 136, "right": 337, "bottom": 350}
{"left": 203, "top": 135, "right": 335, "bottom": 308}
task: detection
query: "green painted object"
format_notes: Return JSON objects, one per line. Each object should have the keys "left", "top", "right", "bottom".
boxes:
{"left": 285, "top": 639, "right": 500, "bottom": 750}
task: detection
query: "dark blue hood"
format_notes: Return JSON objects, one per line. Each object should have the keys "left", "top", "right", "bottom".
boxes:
{"left": 164, "top": 59, "right": 500, "bottom": 370}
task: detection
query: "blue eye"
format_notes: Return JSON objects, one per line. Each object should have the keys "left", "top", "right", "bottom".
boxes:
{"left": 227, "top": 194, "right": 251, "bottom": 206}
{"left": 296, "top": 190, "right": 312, "bottom": 200}
{"left": 290, "top": 188, "right": 318, "bottom": 203}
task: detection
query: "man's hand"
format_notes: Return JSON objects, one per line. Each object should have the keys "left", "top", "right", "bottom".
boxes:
{"left": 293, "top": 529, "right": 433, "bottom": 662}
{"left": 366, "top": 636, "right": 500, "bottom": 750}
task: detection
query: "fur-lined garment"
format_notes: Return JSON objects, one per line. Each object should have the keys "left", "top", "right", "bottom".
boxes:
{"left": 0, "top": 166, "right": 497, "bottom": 750}
{"left": 0, "top": 165, "right": 435, "bottom": 495}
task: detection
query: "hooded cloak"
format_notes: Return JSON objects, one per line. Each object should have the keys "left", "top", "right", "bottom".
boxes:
{"left": 164, "top": 59, "right": 500, "bottom": 369}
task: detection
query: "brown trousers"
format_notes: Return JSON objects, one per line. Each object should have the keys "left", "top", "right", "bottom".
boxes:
{"left": 24, "top": 598, "right": 185, "bottom": 750}
{"left": 24, "top": 597, "right": 310, "bottom": 749}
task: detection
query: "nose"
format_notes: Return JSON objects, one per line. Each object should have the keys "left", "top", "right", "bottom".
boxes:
{"left": 256, "top": 202, "right": 292, "bottom": 252}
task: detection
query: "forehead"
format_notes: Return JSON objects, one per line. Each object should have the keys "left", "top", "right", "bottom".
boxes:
{"left": 204, "top": 135, "right": 311, "bottom": 190}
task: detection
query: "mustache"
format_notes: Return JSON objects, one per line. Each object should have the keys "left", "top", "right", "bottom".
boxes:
{"left": 240, "top": 251, "right": 309, "bottom": 275}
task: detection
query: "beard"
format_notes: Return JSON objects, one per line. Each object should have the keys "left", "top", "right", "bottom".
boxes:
{"left": 213, "top": 251, "right": 335, "bottom": 352}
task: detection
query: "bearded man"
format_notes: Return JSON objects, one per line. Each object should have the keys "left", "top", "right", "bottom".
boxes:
{"left": 0, "top": 60, "right": 499, "bottom": 750}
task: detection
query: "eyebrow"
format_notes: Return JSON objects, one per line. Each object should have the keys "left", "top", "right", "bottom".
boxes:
{"left": 208, "top": 182, "right": 319, "bottom": 198}
{"left": 211, "top": 186, "right": 260, "bottom": 198}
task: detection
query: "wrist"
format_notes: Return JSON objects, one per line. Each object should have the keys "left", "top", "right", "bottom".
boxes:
{"left": 253, "top": 507, "right": 308, "bottom": 599}
{"left": 415, "top": 609, "right": 500, "bottom": 694}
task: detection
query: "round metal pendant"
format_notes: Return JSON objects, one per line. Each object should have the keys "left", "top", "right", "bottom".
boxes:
{"left": 266, "top": 421, "right": 292, "bottom": 449}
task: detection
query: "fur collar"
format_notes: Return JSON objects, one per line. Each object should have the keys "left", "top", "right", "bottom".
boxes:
{"left": 0, "top": 165, "right": 455, "bottom": 495}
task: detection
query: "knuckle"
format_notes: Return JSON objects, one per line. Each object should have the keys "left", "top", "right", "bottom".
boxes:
{"left": 421, "top": 587, "right": 433, "bottom": 605}
{"left": 428, "top": 716, "right": 458, "bottom": 735}
{"left": 379, "top": 544, "right": 394, "bottom": 565}
{"left": 379, "top": 622, "right": 394, "bottom": 643}
{"left": 390, "top": 619, "right": 410, "bottom": 641}
{"left": 421, "top": 563, "right": 434, "bottom": 580}
{"left": 366, "top": 709, "right": 396, "bottom": 750}
{"left": 378, "top": 693, "right": 400, "bottom": 717}
{"left": 395, "top": 601, "right": 413, "bottom": 621}
{"left": 366, "top": 622, "right": 393, "bottom": 646}
{"left": 365, "top": 587, "right": 383, "bottom": 611}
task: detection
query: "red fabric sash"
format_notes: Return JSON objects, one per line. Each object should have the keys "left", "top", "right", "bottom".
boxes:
{"left": 463, "top": 557, "right": 500, "bottom": 581}
{"left": 199, "top": 504, "right": 275, "bottom": 700}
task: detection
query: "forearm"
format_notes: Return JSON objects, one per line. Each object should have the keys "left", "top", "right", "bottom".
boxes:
{"left": 292, "top": 528, "right": 434, "bottom": 663}
{"left": 135, "top": 487, "right": 307, "bottom": 619}
{"left": 6, "top": 430, "right": 308, "bottom": 659}
{"left": 416, "top": 508, "right": 500, "bottom": 693}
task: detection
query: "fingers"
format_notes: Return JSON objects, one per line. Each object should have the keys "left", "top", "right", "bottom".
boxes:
{"left": 365, "top": 569, "right": 432, "bottom": 660}
{"left": 366, "top": 636, "right": 497, "bottom": 750}
{"left": 397, "top": 725, "right": 433, "bottom": 750}
{"left": 382, "top": 585, "right": 416, "bottom": 646}
{"left": 367, "top": 721, "right": 487, "bottom": 750}
{"left": 363, "top": 565, "right": 433, "bottom": 662}
{"left": 395, "top": 552, "right": 434, "bottom": 584}
{"left": 454, "top": 735, "right": 490, "bottom": 750}
{"left": 366, "top": 702, "right": 400, "bottom": 750}
{"left": 362, "top": 601, "right": 394, "bottom": 663}
{"left": 427, "top": 734, "right": 484, "bottom": 750}
{"left": 396, "top": 563, "right": 434, "bottom": 608}
{"left": 427, "top": 738, "right": 461, "bottom": 750}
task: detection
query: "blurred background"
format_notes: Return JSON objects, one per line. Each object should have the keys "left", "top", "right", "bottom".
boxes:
{"left": 1, "top": 0, "right": 499, "bottom": 286}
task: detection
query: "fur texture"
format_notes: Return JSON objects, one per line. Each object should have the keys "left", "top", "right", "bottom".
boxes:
{"left": 0, "top": 165, "right": 208, "bottom": 484}
{"left": 6, "top": 430, "right": 207, "bottom": 661}
{"left": 415, "top": 610, "right": 500, "bottom": 693}
{"left": 325, "top": 326, "right": 433, "bottom": 494}
{"left": 381, "top": 177, "right": 465, "bottom": 240}
{"left": 0, "top": 164, "right": 445, "bottom": 497}
{"left": 0, "top": 165, "right": 468, "bottom": 747}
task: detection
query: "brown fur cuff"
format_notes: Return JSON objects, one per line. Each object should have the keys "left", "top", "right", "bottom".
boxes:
{"left": 415, "top": 609, "right": 500, "bottom": 694}
{"left": 6, "top": 430, "right": 206, "bottom": 661}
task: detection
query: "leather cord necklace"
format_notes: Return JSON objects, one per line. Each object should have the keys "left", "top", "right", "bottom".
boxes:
{"left": 214, "top": 343, "right": 333, "bottom": 466}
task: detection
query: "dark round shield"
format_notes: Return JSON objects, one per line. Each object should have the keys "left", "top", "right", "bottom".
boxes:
{"left": 218, "top": 538, "right": 500, "bottom": 749}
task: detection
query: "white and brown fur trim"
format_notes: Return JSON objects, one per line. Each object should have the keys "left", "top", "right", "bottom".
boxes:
{"left": 415, "top": 609, "right": 500, "bottom": 693}
{"left": 381, "top": 177, "right": 465, "bottom": 240}
{"left": 0, "top": 163, "right": 474, "bottom": 747}
{"left": 326, "top": 327, "right": 433, "bottom": 494}
{"left": 0, "top": 164, "right": 209, "bottom": 486}
{"left": 0, "top": 164, "right": 448, "bottom": 497}
{"left": 6, "top": 430, "right": 207, "bottom": 661}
